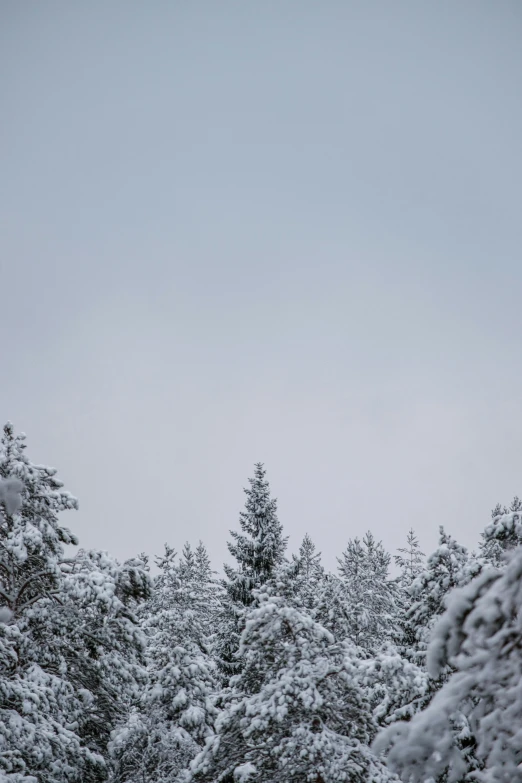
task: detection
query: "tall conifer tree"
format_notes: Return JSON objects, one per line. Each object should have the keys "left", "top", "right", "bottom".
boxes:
{"left": 335, "top": 532, "right": 397, "bottom": 651}
{"left": 294, "top": 533, "right": 324, "bottom": 612}
{"left": 215, "top": 463, "right": 287, "bottom": 680}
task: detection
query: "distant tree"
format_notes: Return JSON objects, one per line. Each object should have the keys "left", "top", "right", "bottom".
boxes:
{"left": 293, "top": 533, "right": 324, "bottom": 612}
{"left": 314, "top": 573, "right": 356, "bottom": 643}
{"left": 335, "top": 532, "right": 398, "bottom": 651}
{"left": 394, "top": 529, "right": 425, "bottom": 654}
{"left": 394, "top": 529, "right": 424, "bottom": 587}
{"left": 181, "top": 540, "right": 221, "bottom": 639}
{"left": 179, "top": 541, "right": 197, "bottom": 581}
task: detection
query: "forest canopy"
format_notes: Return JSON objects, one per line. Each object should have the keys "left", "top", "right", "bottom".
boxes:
{"left": 1, "top": 422, "right": 521, "bottom": 783}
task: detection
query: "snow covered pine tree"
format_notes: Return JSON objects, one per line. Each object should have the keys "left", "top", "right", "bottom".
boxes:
{"left": 394, "top": 528, "right": 425, "bottom": 588}
{"left": 0, "top": 423, "right": 150, "bottom": 783}
{"left": 375, "top": 526, "right": 484, "bottom": 781}
{"left": 293, "top": 533, "right": 324, "bottom": 612}
{"left": 0, "top": 423, "right": 102, "bottom": 782}
{"left": 191, "top": 573, "right": 398, "bottom": 783}
{"left": 109, "top": 543, "right": 218, "bottom": 783}
{"left": 480, "top": 496, "right": 522, "bottom": 568}
{"left": 394, "top": 529, "right": 425, "bottom": 656}
{"left": 375, "top": 543, "right": 522, "bottom": 782}
{"left": 405, "top": 526, "right": 480, "bottom": 668}
{"left": 214, "top": 463, "right": 287, "bottom": 681}
{"left": 318, "top": 532, "right": 397, "bottom": 651}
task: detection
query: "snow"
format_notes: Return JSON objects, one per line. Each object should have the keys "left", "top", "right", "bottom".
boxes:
{"left": 4, "top": 427, "right": 522, "bottom": 783}
{"left": 0, "top": 476, "right": 23, "bottom": 516}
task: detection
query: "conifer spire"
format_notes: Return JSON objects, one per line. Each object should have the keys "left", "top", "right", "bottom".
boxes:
{"left": 225, "top": 462, "right": 287, "bottom": 606}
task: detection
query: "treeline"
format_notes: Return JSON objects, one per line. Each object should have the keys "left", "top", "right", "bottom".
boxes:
{"left": 1, "top": 423, "right": 522, "bottom": 782}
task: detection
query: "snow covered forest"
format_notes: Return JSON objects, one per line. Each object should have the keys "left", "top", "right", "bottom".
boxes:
{"left": 3, "top": 421, "right": 522, "bottom": 783}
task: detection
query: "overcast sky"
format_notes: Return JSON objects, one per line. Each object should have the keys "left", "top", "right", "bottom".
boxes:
{"left": 2, "top": 2, "right": 522, "bottom": 573}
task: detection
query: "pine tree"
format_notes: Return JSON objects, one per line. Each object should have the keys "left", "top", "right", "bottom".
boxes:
{"left": 405, "top": 526, "right": 478, "bottom": 667}
{"left": 194, "top": 540, "right": 212, "bottom": 582}
{"left": 110, "top": 544, "right": 218, "bottom": 783}
{"left": 394, "top": 530, "right": 425, "bottom": 655}
{"left": 0, "top": 423, "right": 151, "bottom": 783}
{"left": 225, "top": 463, "right": 287, "bottom": 606}
{"left": 53, "top": 549, "right": 151, "bottom": 762}
{"left": 375, "top": 547, "right": 522, "bottom": 783}
{"left": 177, "top": 541, "right": 221, "bottom": 640}
{"left": 359, "top": 644, "right": 429, "bottom": 731}
{"left": 314, "top": 573, "right": 356, "bottom": 643}
{"left": 392, "top": 527, "right": 482, "bottom": 779}
{"left": 335, "top": 532, "right": 398, "bottom": 651}
{"left": 293, "top": 533, "right": 324, "bottom": 612}
{"left": 480, "top": 496, "right": 522, "bottom": 567}
{"left": 0, "top": 424, "right": 101, "bottom": 782}
{"left": 0, "top": 423, "right": 79, "bottom": 620}
{"left": 215, "top": 463, "right": 287, "bottom": 680}
{"left": 148, "top": 543, "right": 177, "bottom": 614}
{"left": 191, "top": 576, "right": 397, "bottom": 783}
{"left": 394, "top": 529, "right": 424, "bottom": 587}
{"left": 179, "top": 541, "right": 197, "bottom": 582}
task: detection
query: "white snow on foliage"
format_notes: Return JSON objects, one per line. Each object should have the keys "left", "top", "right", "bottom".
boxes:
{"left": 0, "top": 476, "right": 23, "bottom": 516}
{"left": 4, "top": 426, "right": 522, "bottom": 783}
{"left": 233, "top": 762, "right": 257, "bottom": 780}
{"left": 375, "top": 547, "right": 522, "bottom": 782}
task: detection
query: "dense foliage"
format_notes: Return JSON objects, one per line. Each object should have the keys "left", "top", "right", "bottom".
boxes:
{"left": 2, "top": 422, "right": 521, "bottom": 782}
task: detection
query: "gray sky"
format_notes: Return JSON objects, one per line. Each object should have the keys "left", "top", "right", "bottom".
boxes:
{"left": 2, "top": 2, "right": 522, "bottom": 574}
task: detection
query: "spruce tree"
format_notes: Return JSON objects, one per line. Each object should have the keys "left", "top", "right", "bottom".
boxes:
{"left": 225, "top": 463, "right": 287, "bottom": 605}
{"left": 179, "top": 541, "right": 197, "bottom": 582}
{"left": 314, "top": 573, "right": 356, "bottom": 643}
{"left": 336, "top": 532, "right": 398, "bottom": 651}
{"left": 394, "top": 529, "right": 424, "bottom": 587}
{"left": 394, "top": 529, "right": 425, "bottom": 655}
{"left": 179, "top": 541, "right": 221, "bottom": 639}
{"left": 110, "top": 544, "right": 218, "bottom": 783}
{"left": 293, "top": 533, "right": 324, "bottom": 612}
{"left": 215, "top": 463, "right": 287, "bottom": 680}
